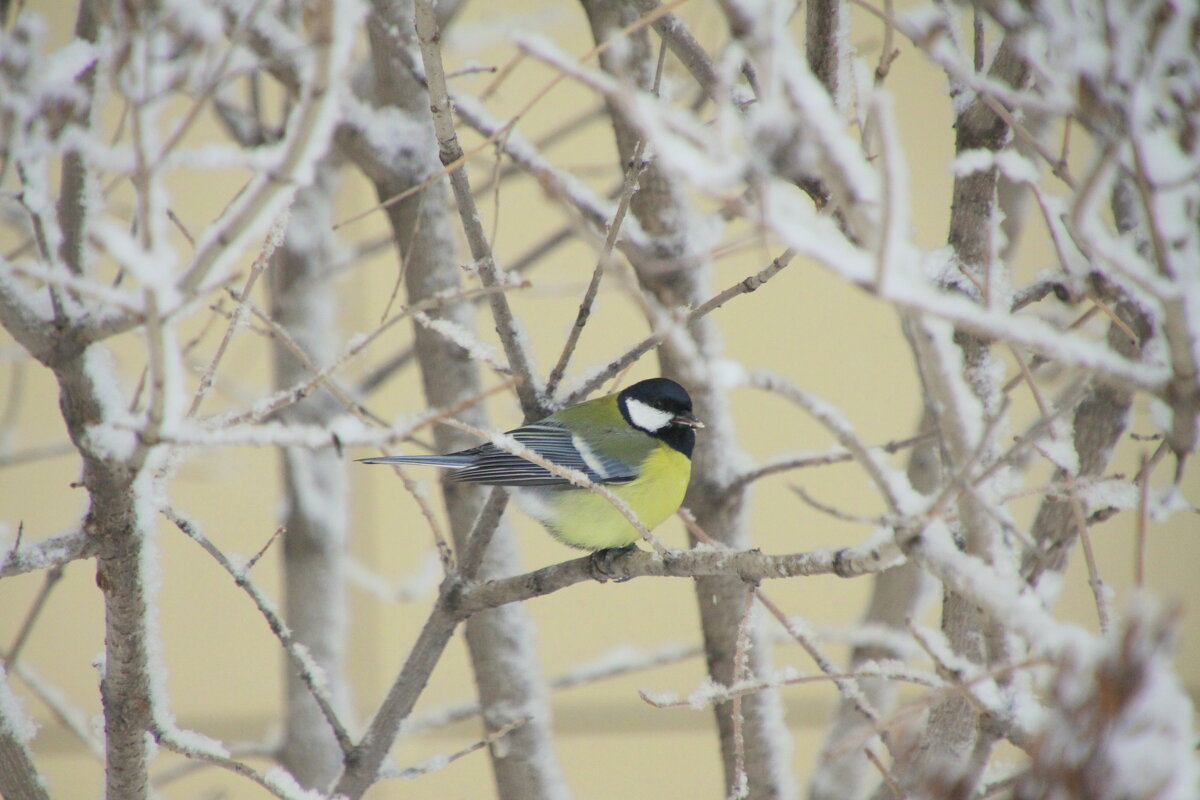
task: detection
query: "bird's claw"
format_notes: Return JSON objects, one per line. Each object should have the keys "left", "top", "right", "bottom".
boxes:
{"left": 588, "top": 544, "right": 636, "bottom": 583}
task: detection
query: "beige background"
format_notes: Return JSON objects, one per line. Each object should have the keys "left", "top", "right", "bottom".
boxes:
{"left": 1, "top": 1, "right": 1197, "bottom": 798}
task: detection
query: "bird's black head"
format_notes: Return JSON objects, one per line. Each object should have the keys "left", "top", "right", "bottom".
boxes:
{"left": 617, "top": 378, "right": 704, "bottom": 458}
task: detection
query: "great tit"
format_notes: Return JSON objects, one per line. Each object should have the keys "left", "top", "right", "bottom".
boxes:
{"left": 360, "top": 378, "right": 704, "bottom": 551}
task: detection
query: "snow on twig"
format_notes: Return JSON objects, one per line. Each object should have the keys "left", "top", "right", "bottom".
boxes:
{"left": 163, "top": 508, "right": 353, "bottom": 756}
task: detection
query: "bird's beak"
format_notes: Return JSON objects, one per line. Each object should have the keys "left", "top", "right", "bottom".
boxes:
{"left": 673, "top": 412, "right": 705, "bottom": 429}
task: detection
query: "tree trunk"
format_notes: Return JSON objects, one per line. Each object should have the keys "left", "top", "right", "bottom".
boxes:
{"left": 270, "top": 163, "right": 350, "bottom": 789}
{"left": 350, "top": 4, "right": 571, "bottom": 797}
{"left": 579, "top": 3, "right": 794, "bottom": 796}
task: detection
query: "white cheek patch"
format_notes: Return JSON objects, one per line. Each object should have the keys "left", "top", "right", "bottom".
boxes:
{"left": 572, "top": 435, "right": 610, "bottom": 479}
{"left": 625, "top": 398, "right": 674, "bottom": 433}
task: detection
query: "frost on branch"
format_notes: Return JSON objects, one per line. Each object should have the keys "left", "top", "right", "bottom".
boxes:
{"left": 2, "top": 0, "right": 1199, "bottom": 799}
{"left": 1015, "top": 601, "right": 1197, "bottom": 800}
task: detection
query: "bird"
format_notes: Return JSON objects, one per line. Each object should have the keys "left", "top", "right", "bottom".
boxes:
{"left": 360, "top": 378, "right": 704, "bottom": 552}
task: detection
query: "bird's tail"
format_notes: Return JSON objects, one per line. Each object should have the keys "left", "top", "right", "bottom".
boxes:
{"left": 358, "top": 454, "right": 473, "bottom": 469}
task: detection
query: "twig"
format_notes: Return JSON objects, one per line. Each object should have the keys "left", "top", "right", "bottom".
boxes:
{"left": 154, "top": 724, "right": 299, "bottom": 800}
{"left": 731, "top": 433, "right": 931, "bottom": 490}
{"left": 865, "top": 746, "right": 905, "bottom": 798}
{"left": 639, "top": 667, "right": 938, "bottom": 709}
{"left": 239, "top": 293, "right": 391, "bottom": 428}
{"left": 131, "top": 290, "right": 168, "bottom": 473}
{"left": 383, "top": 716, "right": 529, "bottom": 781}
{"left": 163, "top": 508, "right": 353, "bottom": 756}
{"left": 242, "top": 526, "right": 283, "bottom": 574}
{"left": 211, "top": 284, "right": 524, "bottom": 428}
{"left": 904, "top": 623, "right": 1033, "bottom": 749}
{"left": 749, "top": 370, "right": 909, "bottom": 515}
{"left": 4, "top": 564, "right": 64, "bottom": 668}
{"left": 755, "top": 588, "right": 886, "bottom": 727}
{"left": 374, "top": 463, "right": 455, "bottom": 574}
{"left": 790, "top": 485, "right": 889, "bottom": 526}
{"left": 404, "top": 640, "right": 701, "bottom": 734}
{"left": 874, "top": 0, "right": 899, "bottom": 83}
{"left": 1071, "top": 492, "right": 1110, "bottom": 632}
{"left": 460, "top": 543, "right": 900, "bottom": 616}
{"left": 545, "top": 139, "right": 648, "bottom": 398}
{"left": 549, "top": 34, "right": 672, "bottom": 400}
{"left": 150, "top": 742, "right": 277, "bottom": 789}
{"left": 173, "top": 0, "right": 354, "bottom": 299}
{"left": 682, "top": 521, "right": 891, "bottom": 750}
{"left": 1014, "top": 343, "right": 1112, "bottom": 633}
{"left": 1, "top": 530, "right": 95, "bottom": 579}
{"left": 565, "top": 249, "right": 794, "bottom": 403}
{"left": 355, "top": 220, "right": 577, "bottom": 397}
{"left": 1135, "top": 449, "right": 1150, "bottom": 587}
{"left": 438, "top": 417, "right": 668, "bottom": 554}
{"left": 415, "top": 0, "right": 545, "bottom": 417}
{"left": 2, "top": 655, "right": 104, "bottom": 759}
{"left": 628, "top": 0, "right": 731, "bottom": 104}
{"left": 187, "top": 215, "right": 288, "bottom": 418}
{"left": 379, "top": 188, "right": 426, "bottom": 324}
{"left": 335, "top": 0, "right": 693, "bottom": 233}
{"left": 332, "top": 593, "right": 462, "bottom": 799}
{"left": 456, "top": 486, "right": 511, "bottom": 579}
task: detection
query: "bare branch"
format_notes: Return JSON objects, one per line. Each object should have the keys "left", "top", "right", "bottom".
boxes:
{"left": 414, "top": 0, "right": 544, "bottom": 418}
{"left": 1, "top": 530, "right": 94, "bottom": 579}
{"left": 459, "top": 543, "right": 900, "bottom": 613}
{"left": 164, "top": 508, "right": 353, "bottom": 757}
{"left": 566, "top": 249, "right": 794, "bottom": 404}
{"left": 545, "top": 140, "right": 647, "bottom": 397}
{"left": 0, "top": 665, "right": 49, "bottom": 800}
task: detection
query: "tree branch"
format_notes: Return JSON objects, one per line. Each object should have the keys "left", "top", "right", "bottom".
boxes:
{"left": 459, "top": 542, "right": 899, "bottom": 616}
{"left": 413, "top": 0, "right": 544, "bottom": 418}
{"left": 0, "top": 666, "right": 49, "bottom": 800}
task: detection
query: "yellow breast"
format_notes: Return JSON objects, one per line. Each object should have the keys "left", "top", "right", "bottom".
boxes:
{"left": 535, "top": 445, "right": 691, "bottom": 550}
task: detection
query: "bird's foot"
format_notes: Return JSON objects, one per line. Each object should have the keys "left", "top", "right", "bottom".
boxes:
{"left": 588, "top": 544, "right": 637, "bottom": 583}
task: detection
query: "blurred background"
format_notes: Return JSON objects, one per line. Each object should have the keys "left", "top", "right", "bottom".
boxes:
{"left": 1, "top": 0, "right": 1196, "bottom": 797}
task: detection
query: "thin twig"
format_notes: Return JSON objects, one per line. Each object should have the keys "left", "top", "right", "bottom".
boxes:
{"left": 865, "top": 745, "right": 905, "bottom": 798}
{"left": 749, "top": 370, "right": 908, "bottom": 515}
{"left": 790, "top": 485, "right": 889, "bottom": 526}
{"left": 187, "top": 215, "right": 289, "bottom": 418}
{"left": 565, "top": 249, "right": 794, "bottom": 403}
{"left": 439, "top": 416, "right": 668, "bottom": 554}
{"left": 4, "top": 565, "right": 64, "bottom": 668}
{"left": 242, "top": 526, "right": 283, "bottom": 574}
{"left": 414, "top": 0, "right": 544, "bottom": 417}
{"left": 239, "top": 293, "right": 391, "bottom": 428}
{"left": 1071, "top": 492, "right": 1110, "bottom": 632}
{"left": 1135, "top": 449, "right": 1150, "bottom": 587}
{"left": 874, "top": 0, "right": 899, "bottom": 83}
{"left": 383, "top": 716, "right": 529, "bottom": 781}
{"left": 149, "top": 742, "right": 277, "bottom": 789}
{"left": 1, "top": 530, "right": 95, "bottom": 580}
{"left": 546, "top": 38, "right": 667, "bottom": 397}
{"left": 211, "top": 285, "right": 524, "bottom": 429}
{"left": 684, "top": 517, "right": 891, "bottom": 740}
{"left": 639, "top": 667, "right": 938, "bottom": 709}
{"left": 545, "top": 141, "right": 648, "bottom": 398}
{"left": 731, "top": 433, "right": 932, "bottom": 490}
{"left": 335, "top": 0, "right": 694, "bottom": 233}
{"left": 163, "top": 508, "right": 354, "bottom": 756}
{"left": 1, "top": 654, "right": 104, "bottom": 759}
{"left": 154, "top": 724, "right": 298, "bottom": 800}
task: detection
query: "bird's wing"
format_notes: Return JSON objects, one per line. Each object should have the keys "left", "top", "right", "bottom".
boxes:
{"left": 448, "top": 422, "right": 636, "bottom": 487}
